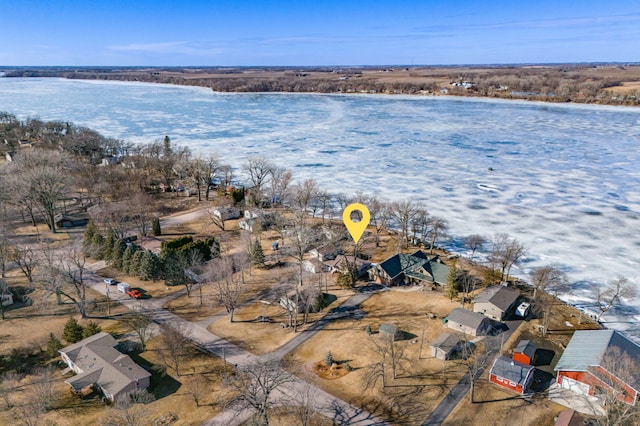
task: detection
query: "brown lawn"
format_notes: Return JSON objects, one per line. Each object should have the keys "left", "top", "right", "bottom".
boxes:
{"left": 283, "top": 289, "right": 467, "bottom": 425}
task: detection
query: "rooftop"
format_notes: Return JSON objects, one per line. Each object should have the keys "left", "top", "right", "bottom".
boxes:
{"left": 474, "top": 286, "right": 520, "bottom": 311}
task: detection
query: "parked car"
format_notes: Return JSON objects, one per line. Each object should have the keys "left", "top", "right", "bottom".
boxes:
{"left": 126, "top": 289, "right": 143, "bottom": 299}
{"left": 516, "top": 302, "right": 531, "bottom": 318}
{"left": 103, "top": 278, "right": 117, "bottom": 285}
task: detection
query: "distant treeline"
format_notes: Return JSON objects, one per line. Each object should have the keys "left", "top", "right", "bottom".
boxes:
{"left": 4, "top": 65, "right": 640, "bottom": 106}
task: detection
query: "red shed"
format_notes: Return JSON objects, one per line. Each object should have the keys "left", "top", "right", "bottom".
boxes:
{"left": 489, "top": 355, "right": 536, "bottom": 395}
{"left": 513, "top": 340, "right": 537, "bottom": 365}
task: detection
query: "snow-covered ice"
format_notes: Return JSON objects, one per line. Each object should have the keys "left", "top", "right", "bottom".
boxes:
{"left": 1, "top": 77, "right": 639, "bottom": 336}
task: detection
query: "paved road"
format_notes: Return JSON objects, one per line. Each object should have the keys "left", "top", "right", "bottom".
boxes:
{"left": 422, "top": 319, "right": 523, "bottom": 426}
{"left": 84, "top": 260, "right": 388, "bottom": 426}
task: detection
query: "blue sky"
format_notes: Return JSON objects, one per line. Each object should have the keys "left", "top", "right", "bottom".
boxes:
{"left": 1, "top": 0, "right": 639, "bottom": 66}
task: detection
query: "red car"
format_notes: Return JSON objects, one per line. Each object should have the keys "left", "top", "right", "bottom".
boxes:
{"left": 126, "top": 289, "right": 143, "bottom": 299}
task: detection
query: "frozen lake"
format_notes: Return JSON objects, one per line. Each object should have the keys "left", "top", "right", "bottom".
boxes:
{"left": 1, "top": 77, "right": 639, "bottom": 334}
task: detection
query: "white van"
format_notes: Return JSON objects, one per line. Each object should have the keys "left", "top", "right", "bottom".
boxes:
{"left": 117, "top": 282, "right": 130, "bottom": 294}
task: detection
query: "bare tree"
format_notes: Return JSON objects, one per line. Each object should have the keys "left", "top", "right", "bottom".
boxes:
{"left": 289, "top": 378, "right": 321, "bottom": 426}
{"left": 0, "top": 371, "right": 21, "bottom": 409}
{"left": 369, "top": 197, "right": 391, "bottom": 247}
{"left": 101, "top": 392, "right": 154, "bottom": 426}
{"left": 389, "top": 199, "right": 417, "bottom": 250}
{"left": 9, "top": 245, "right": 36, "bottom": 283}
{"left": 595, "top": 278, "right": 636, "bottom": 323}
{"left": 29, "top": 366, "right": 57, "bottom": 412}
{"left": 590, "top": 346, "right": 640, "bottom": 426}
{"left": 57, "top": 247, "right": 90, "bottom": 318}
{"left": 185, "top": 375, "right": 209, "bottom": 407}
{"left": 9, "top": 149, "right": 70, "bottom": 233}
{"left": 122, "top": 312, "right": 153, "bottom": 351}
{"left": 364, "top": 332, "right": 407, "bottom": 390}
{"left": 463, "top": 234, "right": 486, "bottom": 261}
{"left": 225, "top": 360, "right": 293, "bottom": 426}
{"left": 0, "top": 279, "right": 10, "bottom": 320}
{"left": 530, "top": 265, "right": 567, "bottom": 303}
{"left": 244, "top": 155, "right": 275, "bottom": 206}
{"left": 158, "top": 322, "right": 190, "bottom": 377}
{"left": 410, "top": 204, "right": 430, "bottom": 246}
{"left": 208, "top": 254, "right": 245, "bottom": 323}
{"left": 489, "top": 233, "right": 526, "bottom": 282}
{"left": 269, "top": 166, "right": 293, "bottom": 207}
{"left": 458, "top": 336, "right": 499, "bottom": 403}
{"left": 427, "top": 215, "right": 448, "bottom": 254}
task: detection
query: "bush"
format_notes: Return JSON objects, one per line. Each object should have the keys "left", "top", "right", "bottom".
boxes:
{"left": 46, "top": 333, "right": 63, "bottom": 358}
{"left": 325, "top": 351, "right": 334, "bottom": 367}
{"left": 63, "top": 317, "right": 84, "bottom": 343}
{"left": 151, "top": 217, "right": 161, "bottom": 236}
{"left": 82, "top": 321, "right": 102, "bottom": 339}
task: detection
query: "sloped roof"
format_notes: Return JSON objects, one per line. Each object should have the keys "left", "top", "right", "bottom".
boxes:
{"left": 378, "top": 251, "right": 450, "bottom": 284}
{"left": 446, "top": 308, "right": 489, "bottom": 330}
{"left": 474, "top": 286, "right": 520, "bottom": 311}
{"left": 491, "top": 355, "right": 535, "bottom": 386}
{"left": 431, "top": 333, "right": 462, "bottom": 351}
{"left": 60, "top": 332, "right": 150, "bottom": 398}
{"left": 515, "top": 340, "right": 537, "bottom": 358}
{"left": 555, "top": 330, "right": 640, "bottom": 384}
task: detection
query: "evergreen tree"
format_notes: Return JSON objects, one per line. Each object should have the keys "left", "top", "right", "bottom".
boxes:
{"left": 46, "top": 333, "right": 64, "bottom": 358}
{"left": 63, "top": 317, "right": 84, "bottom": 343}
{"left": 152, "top": 217, "right": 161, "bottom": 236}
{"left": 139, "top": 250, "right": 161, "bottom": 281}
{"left": 111, "top": 239, "right": 127, "bottom": 269}
{"left": 129, "top": 250, "right": 144, "bottom": 276}
{"left": 91, "top": 233, "right": 106, "bottom": 259}
{"left": 122, "top": 245, "right": 135, "bottom": 275}
{"left": 337, "top": 271, "right": 353, "bottom": 289}
{"left": 103, "top": 231, "right": 115, "bottom": 261}
{"left": 447, "top": 265, "right": 459, "bottom": 301}
{"left": 250, "top": 239, "right": 265, "bottom": 267}
{"left": 83, "top": 221, "right": 98, "bottom": 254}
{"left": 82, "top": 320, "right": 102, "bottom": 339}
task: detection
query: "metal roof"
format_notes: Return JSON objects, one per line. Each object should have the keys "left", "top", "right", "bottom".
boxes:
{"left": 431, "top": 333, "right": 462, "bottom": 350}
{"left": 555, "top": 329, "right": 640, "bottom": 374}
{"left": 490, "top": 355, "right": 535, "bottom": 386}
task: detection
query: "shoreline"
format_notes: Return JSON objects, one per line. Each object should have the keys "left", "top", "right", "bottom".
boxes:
{"left": 3, "top": 64, "right": 640, "bottom": 107}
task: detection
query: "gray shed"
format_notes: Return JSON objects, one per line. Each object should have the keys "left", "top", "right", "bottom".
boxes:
{"left": 444, "top": 308, "right": 492, "bottom": 337}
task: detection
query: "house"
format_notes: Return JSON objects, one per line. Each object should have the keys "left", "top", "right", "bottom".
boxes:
{"left": 239, "top": 217, "right": 263, "bottom": 232}
{"left": 302, "top": 258, "right": 327, "bottom": 274}
{"left": 444, "top": 308, "right": 492, "bottom": 337}
{"left": 369, "top": 250, "right": 450, "bottom": 287}
{"left": 473, "top": 285, "right": 520, "bottom": 320}
{"left": 513, "top": 340, "right": 537, "bottom": 365}
{"left": 324, "top": 255, "right": 371, "bottom": 277}
{"left": 431, "top": 333, "right": 471, "bottom": 360}
{"left": 308, "top": 244, "right": 341, "bottom": 262}
{"left": 379, "top": 324, "right": 401, "bottom": 340}
{"left": 555, "top": 330, "right": 640, "bottom": 406}
{"left": 59, "top": 332, "right": 151, "bottom": 402}
{"left": 554, "top": 409, "right": 587, "bottom": 426}
{"left": 54, "top": 212, "right": 90, "bottom": 228}
{"left": 489, "top": 355, "right": 536, "bottom": 395}
{"left": 211, "top": 207, "right": 241, "bottom": 222}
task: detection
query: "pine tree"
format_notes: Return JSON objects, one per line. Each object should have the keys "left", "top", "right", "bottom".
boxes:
{"left": 103, "top": 231, "right": 115, "bottom": 261}
{"left": 63, "top": 317, "right": 84, "bottom": 343}
{"left": 83, "top": 221, "right": 98, "bottom": 254}
{"left": 152, "top": 217, "right": 161, "bottom": 236}
{"left": 129, "top": 250, "right": 144, "bottom": 276}
{"left": 337, "top": 271, "right": 353, "bottom": 289}
{"left": 82, "top": 320, "right": 102, "bottom": 339}
{"left": 111, "top": 239, "right": 127, "bottom": 269}
{"left": 46, "top": 333, "right": 64, "bottom": 358}
{"left": 91, "top": 233, "right": 106, "bottom": 259}
{"left": 122, "top": 246, "right": 135, "bottom": 275}
{"left": 250, "top": 239, "right": 265, "bottom": 267}
{"left": 447, "top": 265, "right": 459, "bottom": 301}
{"left": 139, "top": 250, "right": 161, "bottom": 281}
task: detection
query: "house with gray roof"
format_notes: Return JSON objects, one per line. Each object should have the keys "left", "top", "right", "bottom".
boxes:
{"left": 444, "top": 308, "right": 492, "bottom": 337}
{"left": 473, "top": 285, "right": 520, "bottom": 320}
{"left": 431, "top": 332, "right": 473, "bottom": 360}
{"left": 369, "top": 250, "right": 450, "bottom": 288}
{"left": 59, "top": 332, "right": 151, "bottom": 402}
{"left": 489, "top": 355, "right": 536, "bottom": 394}
{"left": 555, "top": 330, "right": 640, "bottom": 406}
